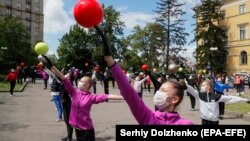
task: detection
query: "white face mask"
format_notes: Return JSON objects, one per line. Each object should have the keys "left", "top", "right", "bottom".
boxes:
{"left": 153, "top": 91, "right": 169, "bottom": 110}
{"left": 78, "top": 81, "right": 84, "bottom": 91}
{"left": 200, "top": 86, "right": 207, "bottom": 93}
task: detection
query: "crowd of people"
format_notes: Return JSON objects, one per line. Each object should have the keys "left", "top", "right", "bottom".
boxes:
{"left": 4, "top": 27, "right": 250, "bottom": 141}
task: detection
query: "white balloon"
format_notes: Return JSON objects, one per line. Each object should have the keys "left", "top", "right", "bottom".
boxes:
{"left": 168, "top": 63, "right": 177, "bottom": 70}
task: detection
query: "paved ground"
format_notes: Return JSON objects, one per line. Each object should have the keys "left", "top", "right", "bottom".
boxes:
{"left": 0, "top": 79, "right": 250, "bottom": 141}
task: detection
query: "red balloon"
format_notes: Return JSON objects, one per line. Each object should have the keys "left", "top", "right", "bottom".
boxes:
{"left": 20, "top": 62, "right": 25, "bottom": 67}
{"left": 73, "top": 0, "right": 104, "bottom": 28}
{"left": 141, "top": 64, "right": 148, "bottom": 71}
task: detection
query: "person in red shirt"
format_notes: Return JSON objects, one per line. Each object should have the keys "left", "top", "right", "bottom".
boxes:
{"left": 5, "top": 69, "right": 17, "bottom": 96}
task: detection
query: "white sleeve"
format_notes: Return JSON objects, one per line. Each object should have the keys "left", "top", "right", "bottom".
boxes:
{"left": 218, "top": 95, "right": 248, "bottom": 103}
{"left": 186, "top": 85, "right": 199, "bottom": 99}
{"left": 140, "top": 77, "right": 148, "bottom": 83}
{"left": 126, "top": 76, "right": 134, "bottom": 82}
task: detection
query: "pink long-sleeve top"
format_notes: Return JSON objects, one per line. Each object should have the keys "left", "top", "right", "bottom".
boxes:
{"left": 63, "top": 79, "right": 109, "bottom": 130}
{"left": 110, "top": 63, "right": 193, "bottom": 125}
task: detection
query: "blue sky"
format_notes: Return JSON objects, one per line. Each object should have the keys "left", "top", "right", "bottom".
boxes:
{"left": 43, "top": 0, "right": 200, "bottom": 62}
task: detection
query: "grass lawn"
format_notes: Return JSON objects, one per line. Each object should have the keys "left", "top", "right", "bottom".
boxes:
{"left": 225, "top": 94, "right": 250, "bottom": 114}
{"left": 0, "top": 82, "right": 24, "bottom": 91}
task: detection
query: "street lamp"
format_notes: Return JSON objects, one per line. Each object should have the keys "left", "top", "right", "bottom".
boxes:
{"left": 210, "top": 47, "right": 218, "bottom": 75}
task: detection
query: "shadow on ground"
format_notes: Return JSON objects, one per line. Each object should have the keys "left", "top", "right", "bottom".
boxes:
{"left": 0, "top": 123, "right": 29, "bottom": 131}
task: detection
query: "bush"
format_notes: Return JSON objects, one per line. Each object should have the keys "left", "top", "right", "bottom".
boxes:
{"left": 0, "top": 74, "right": 6, "bottom": 82}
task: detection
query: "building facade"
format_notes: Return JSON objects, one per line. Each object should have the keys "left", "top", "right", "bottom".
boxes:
{"left": 220, "top": 0, "right": 250, "bottom": 75}
{"left": 0, "top": 0, "right": 44, "bottom": 47}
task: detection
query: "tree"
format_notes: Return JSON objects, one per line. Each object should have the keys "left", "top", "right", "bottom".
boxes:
{"left": 128, "top": 23, "right": 167, "bottom": 71}
{"left": 155, "top": 0, "right": 189, "bottom": 70}
{"left": 87, "top": 5, "right": 125, "bottom": 71}
{"left": 193, "top": 0, "right": 228, "bottom": 73}
{"left": 57, "top": 24, "right": 92, "bottom": 72}
{"left": 0, "top": 17, "right": 36, "bottom": 73}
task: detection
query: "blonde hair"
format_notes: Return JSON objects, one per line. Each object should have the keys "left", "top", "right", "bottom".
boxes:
{"left": 202, "top": 79, "right": 213, "bottom": 92}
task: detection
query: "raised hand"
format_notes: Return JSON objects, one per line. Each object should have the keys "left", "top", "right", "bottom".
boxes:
{"left": 38, "top": 55, "right": 53, "bottom": 69}
{"left": 94, "top": 26, "right": 112, "bottom": 56}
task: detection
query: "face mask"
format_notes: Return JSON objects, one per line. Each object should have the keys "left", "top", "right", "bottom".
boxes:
{"left": 200, "top": 86, "right": 207, "bottom": 93}
{"left": 78, "top": 81, "right": 84, "bottom": 91}
{"left": 153, "top": 91, "right": 169, "bottom": 110}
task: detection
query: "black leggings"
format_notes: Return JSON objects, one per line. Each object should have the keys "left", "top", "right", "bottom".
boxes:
{"left": 75, "top": 128, "right": 95, "bottom": 141}
{"left": 215, "top": 90, "right": 225, "bottom": 116}
{"left": 10, "top": 81, "right": 16, "bottom": 95}
{"left": 62, "top": 102, "right": 73, "bottom": 139}
{"left": 188, "top": 93, "right": 196, "bottom": 109}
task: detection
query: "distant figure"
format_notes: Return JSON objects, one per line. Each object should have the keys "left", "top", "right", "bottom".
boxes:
{"left": 92, "top": 71, "right": 97, "bottom": 93}
{"left": 30, "top": 65, "right": 37, "bottom": 83}
{"left": 5, "top": 69, "right": 17, "bottom": 96}
{"left": 41, "top": 69, "right": 49, "bottom": 89}
{"left": 103, "top": 71, "right": 109, "bottom": 94}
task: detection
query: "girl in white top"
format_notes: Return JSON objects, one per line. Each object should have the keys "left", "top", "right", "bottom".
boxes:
{"left": 128, "top": 75, "right": 148, "bottom": 98}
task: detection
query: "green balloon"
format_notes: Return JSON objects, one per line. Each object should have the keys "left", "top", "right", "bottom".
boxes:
{"left": 35, "top": 42, "right": 48, "bottom": 55}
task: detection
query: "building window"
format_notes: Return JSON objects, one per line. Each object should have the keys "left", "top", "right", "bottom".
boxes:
{"left": 240, "top": 51, "right": 248, "bottom": 65}
{"left": 35, "top": 22, "right": 39, "bottom": 28}
{"left": 35, "top": 31, "right": 39, "bottom": 36}
{"left": 239, "top": 26, "right": 247, "bottom": 40}
{"left": 239, "top": 4, "right": 246, "bottom": 14}
{"left": 6, "top": 0, "right": 12, "bottom": 6}
{"left": 26, "top": 4, "right": 31, "bottom": 10}
{"left": 6, "top": 8, "right": 11, "bottom": 16}
{"left": 35, "top": 15, "right": 39, "bottom": 21}
{"left": 16, "top": 11, "right": 21, "bottom": 18}
{"left": 26, "top": 12, "right": 31, "bottom": 20}
{"left": 25, "top": 21, "right": 31, "bottom": 29}
{"left": 35, "top": 6, "right": 40, "bottom": 12}
{"left": 35, "top": 0, "right": 40, "bottom": 4}
{"left": 17, "top": 2, "right": 22, "bottom": 8}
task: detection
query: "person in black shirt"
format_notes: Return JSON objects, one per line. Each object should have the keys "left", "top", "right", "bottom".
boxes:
{"left": 59, "top": 73, "right": 74, "bottom": 141}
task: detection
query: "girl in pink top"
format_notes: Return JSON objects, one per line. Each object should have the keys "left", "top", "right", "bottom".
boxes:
{"left": 97, "top": 26, "right": 193, "bottom": 125}
{"left": 106, "top": 57, "right": 193, "bottom": 125}
{"left": 38, "top": 56, "right": 123, "bottom": 141}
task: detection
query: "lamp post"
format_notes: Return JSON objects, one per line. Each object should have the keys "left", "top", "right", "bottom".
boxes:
{"left": 210, "top": 47, "right": 218, "bottom": 75}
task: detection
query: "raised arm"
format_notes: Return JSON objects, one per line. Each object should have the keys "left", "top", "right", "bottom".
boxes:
{"left": 218, "top": 95, "right": 250, "bottom": 104}
{"left": 38, "top": 55, "right": 65, "bottom": 81}
{"left": 186, "top": 85, "right": 199, "bottom": 99}
{"left": 38, "top": 55, "right": 76, "bottom": 96}
{"left": 108, "top": 94, "right": 124, "bottom": 100}
{"left": 96, "top": 26, "right": 156, "bottom": 124}
{"left": 147, "top": 72, "right": 161, "bottom": 92}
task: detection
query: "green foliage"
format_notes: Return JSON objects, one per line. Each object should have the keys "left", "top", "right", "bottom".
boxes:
{"left": 193, "top": 0, "right": 228, "bottom": 73}
{"left": 0, "top": 17, "right": 36, "bottom": 73}
{"left": 127, "top": 23, "right": 166, "bottom": 71}
{"left": 57, "top": 24, "right": 92, "bottom": 71}
{"left": 155, "top": 0, "right": 189, "bottom": 69}
{"left": 57, "top": 5, "right": 126, "bottom": 72}
{"left": 89, "top": 5, "right": 125, "bottom": 69}
{"left": 0, "top": 82, "right": 23, "bottom": 91}
{"left": 0, "top": 74, "right": 5, "bottom": 82}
